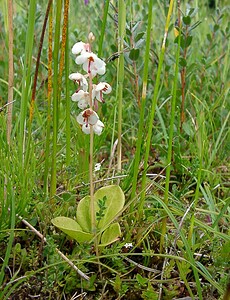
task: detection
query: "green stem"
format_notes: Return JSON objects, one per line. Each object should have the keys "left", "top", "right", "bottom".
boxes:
{"left": 188, "top": 105, "right": 204, "bottom": 245}
{"left": 130, "top": 0, "right": 153, "bottom": 213}
{"left": 50, "top": 0, "right": 62, "bottom": 196}
{"left": 140, "top": 0, "right": 175, "bottom": 205}
{"left": 19, "top": 0, "right": 36, "bottom": 163}
{"left": 88, "top": 61, "right": 99, "bottom": 270}
{"left": 65, "top": 21, "right": 71, "bottom": 169}
{"left": 7, "top": 0, "right": 14, "bottom": 145}
{"left": 117, "top": 0, "right": 126, "bottom": 172}
{"left": 88, "top": 71, "right": 95, "bottom": 233}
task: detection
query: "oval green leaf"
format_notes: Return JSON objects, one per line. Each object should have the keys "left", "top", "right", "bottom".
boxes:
{"left": 77, "top": 185, "right": 125, "bottom": 232}
{"left": 52, "top": 216, "right": 93, "bottom": 242}
{"left": 100, "top": 222, "right": 121, "bottom": 247}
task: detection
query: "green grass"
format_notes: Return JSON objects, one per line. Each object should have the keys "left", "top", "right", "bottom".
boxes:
{"left": 0, "top": 0, "right": 229, "bottom": 299}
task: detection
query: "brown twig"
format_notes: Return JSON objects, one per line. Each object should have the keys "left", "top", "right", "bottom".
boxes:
{"left": 29, "top": 0, "right": 53, "bottom": 123}
{"left": 16, "top": 214, "right": 90, "bottom": 281}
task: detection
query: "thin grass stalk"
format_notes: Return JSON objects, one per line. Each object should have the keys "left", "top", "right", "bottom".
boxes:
{"left": 152, "top": 194, "right": 204, "bottom": 298}
{"left": 29, "top": 0, "right": 52, "bottom": 123}
{"left": 176, "top": 261, "right": 194, "bottom": 297}
{"left": 117, "top": 0, "right": 126, "bottom": 172}
{"left": 140, "top": 0, "right": 174, "bottom": 205}
{"left": 187, "top": 106, "right": 204, "bottom": 245}
{"left": 18, "top": 0, "right": 36, "bottom": 162}
{"left": 44, "top": 2, "right": 53, "bottom": 194}
{"left": 50, "top": 0, "right": 62, "bottom": 196}
{"left": 6, "top": 0, "right": 13, "bottom": 145}
{"left": 0, "top": 187, "right": 15, "bottom": 286}
{"left": 97, "top": 0, "right": 109, "bottom": 57}
{"left": 130, "top": 0, "right": 153, "bottom": 209}
{"left": 160, "top": 24, "right": 181, "bottom": 253}
{"left": 207, "top": 111, "right": 230, "bottom": 169}
{"left": 65, "top": 23, "right": 71, "bottom": 168}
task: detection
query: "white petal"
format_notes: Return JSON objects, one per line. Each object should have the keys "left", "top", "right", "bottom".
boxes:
{"left": 90, "top": 69, "right": 98, "bottom": 77}
{"left": 92, "top": 84, "right": 97, "bottom": 99}
{"left": 82, "top": 124, "right": 90, "bottom": 134}
{"left": 103, "top": 83, "right": 112, "bottom": 94}
{"left": 88, "top": 111, "right": 99, "bottom": 125}
{"left": 71, "top": 90, "right": 88, "bottom": 101}
{"left": 96, "top": 119, "right": 104, "bottom": 127}
{"left": 95, "top": 91, "right": 101, "bottom": 101}
{"left": 96, "top": 65, "right": 106, "bottom": 75}
{"left": 95, "top": 82, "right": 104, "bottom": 91}
{"left": 82, "top": 61, "right": 89, "bottom": 73}
{"left": 94, "top": 56, "right": 105, "bottom": 69}
{"left": 72, "top": 42, "right": 86, "bottom": 55}
{"left": 75, "top": 53, "right": 88, "bottom": 65}
{"left": 69, "top": 72, "right": 82, "bottom": 81}
{"left": 71, "top": 92, "right": 79, "bottom": 102}
{"left": 76, "top": 113, "right": 84, "bottom": 125}
{"left": 78, "top": 99, "right": 88, "bottom": 109}
{"left": 82, "top": 77, "right": 88, "bottom": 90}
{"left": 93, "top": 120, "right": 104, "bottom": 135}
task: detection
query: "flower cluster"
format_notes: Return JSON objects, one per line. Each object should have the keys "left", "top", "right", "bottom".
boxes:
{"left": 69, "top": 34, "right": 111, "bottom": 135}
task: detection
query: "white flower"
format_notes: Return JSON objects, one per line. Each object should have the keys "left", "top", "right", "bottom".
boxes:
{"left": 81, "top": 120, "right": 104, "bottom": 135}
{"left": 75, "top": 52, "right": 106, "bottom": 77}
{"left": 69, "top": 73, "right": 88, "bottom": 91}
{"left": 124, "top": 242, "right": 133, "bottom": 249}
{"left": 71, "top": 41, "right": 90, "bottom": 55}
{"left": 76, "top": 109, "right": 104, "bottom": 135}
{"left": 92, "top": 82, "right": 112, "bottom": 103}
{"left": 71, "top": 90, "right": 89, "bottom": 109}
{"left": 94, "top": 163, "right": 101, "bottom": 172}
{"left": 77, "top": 109, "right": 99, "bottom": 126}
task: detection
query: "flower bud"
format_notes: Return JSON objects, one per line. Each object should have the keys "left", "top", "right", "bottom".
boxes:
{"left": 88, "top": 32, "right": 95, "bottom": 43}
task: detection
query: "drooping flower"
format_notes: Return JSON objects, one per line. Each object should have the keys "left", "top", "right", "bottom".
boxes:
{"left": 75, "top": 52, "right": 106, "bottom": 77}
{"left": 76, "top": 109, "right": 104, "bottom": 135}
{"left": 77, "top": 109, "right": 99, "bottom": 125}
{"left": 92, "top": 82, "right": 112, "bottom": 103}
{"left": 71, "top": 90, "right": 89, "bottom": 109}
{"left": 69, "top": 73, "right": 88, "bottom": 91}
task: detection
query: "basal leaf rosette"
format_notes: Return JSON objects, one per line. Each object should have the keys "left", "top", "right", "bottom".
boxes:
{"left": 52, "top": 185, "right": 125, "bottom": 246}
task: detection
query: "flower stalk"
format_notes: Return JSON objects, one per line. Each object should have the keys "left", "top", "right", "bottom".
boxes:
{"left": 117, "top": 0, "right": 126, "bottom": 172}
{"left": 88, "top": 70, "right": 96, "bottom": 234}
{"left": 69, "top": 34, "right": 112, "bottom": 257}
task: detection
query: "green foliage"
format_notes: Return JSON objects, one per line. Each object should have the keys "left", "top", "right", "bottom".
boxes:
{"left": 52, "top": 185, "right": 125, "bottom": 246}
{"left": 0, "top": 0, "right": 229, "bottom": 299}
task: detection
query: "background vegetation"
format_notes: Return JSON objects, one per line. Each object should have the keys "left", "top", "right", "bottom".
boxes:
{"left": 0, "top": 0, "right": 229, "bottom": 299}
